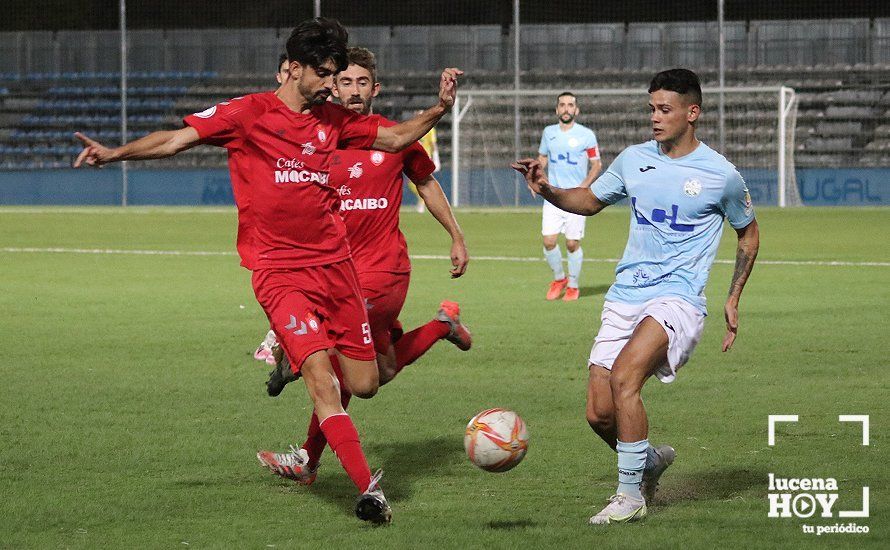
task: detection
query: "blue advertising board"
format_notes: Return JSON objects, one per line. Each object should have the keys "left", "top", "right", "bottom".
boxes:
{"left": 0, "top": 167, "right": 888, "bottom": 207}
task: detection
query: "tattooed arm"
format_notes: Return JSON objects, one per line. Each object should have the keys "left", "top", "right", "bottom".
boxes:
{"left": 723, "top": 219, "right": 760, "bottom": 352}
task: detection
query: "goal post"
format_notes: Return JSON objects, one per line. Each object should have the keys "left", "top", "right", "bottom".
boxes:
{"left": 450, "top": 86, "right": 800, "bottom": 208}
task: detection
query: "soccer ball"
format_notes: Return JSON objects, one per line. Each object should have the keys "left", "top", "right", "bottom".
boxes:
{"left": 464, "top": 408, "right": 529, "bottom": 472}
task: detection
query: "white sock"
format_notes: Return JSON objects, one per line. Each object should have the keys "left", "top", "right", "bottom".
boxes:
{"left": 567, "top": 248, "right": 583, "bottom": 288}
{"left": 543, "top": 246, "right": 565, "bottom": 280}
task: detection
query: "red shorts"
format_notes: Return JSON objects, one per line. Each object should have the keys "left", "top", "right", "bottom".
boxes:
{"left": 358, "top": 270, "right": 410, "bottom": 356}
{"left": 252, "top": 260, "right": 376, "bottom": 373}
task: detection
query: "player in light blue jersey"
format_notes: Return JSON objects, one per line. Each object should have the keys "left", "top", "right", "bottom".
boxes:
{"left": 537, "top": 92, "right": 602, "bottom": 301}
{"left": 513, "top": 69, "right": 760, "bottom": 525}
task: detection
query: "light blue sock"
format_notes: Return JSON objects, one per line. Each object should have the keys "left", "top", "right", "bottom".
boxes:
{"left": 567, "top": 248, "right": 583, "bottom": 288}
{"left": 615, "top": 444, "right": 658, "bottom": 471}
{"left": 617, "top": 439, "right": 649, "bottom": 498}
{"left": 543, "top": 246, "right": 565, "bottom": 280}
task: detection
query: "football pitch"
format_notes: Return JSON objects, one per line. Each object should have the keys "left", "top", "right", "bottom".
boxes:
{"left": 0, "top": 206, "right": 887, "bottom": 548}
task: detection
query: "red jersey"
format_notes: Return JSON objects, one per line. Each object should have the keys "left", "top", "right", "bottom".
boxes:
{"left": 329, "top": 116, "right": 435, "bottom": 274}
{"left": 183, "top": 92, "right": 379, "bottom": 270}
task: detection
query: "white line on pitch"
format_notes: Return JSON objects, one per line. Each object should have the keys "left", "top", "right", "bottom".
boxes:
{"left": 0, "top": 247, "right": 233, "bottom": 256}
{"left": 1, "top": 247, "right": 888, "bottom": 267}
{"left": 413, "top": 255, "right": 890, "bottom": 267}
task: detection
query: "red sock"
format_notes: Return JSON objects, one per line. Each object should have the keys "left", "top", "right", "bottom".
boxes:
{"left": 319, "top": 413, "right": 372, "bottom": 493}
{"left": 302, "top": 356, "right": 352, "bottom": 469}
{"left": 393, "top": 319, "right": 450, "bottom": 371}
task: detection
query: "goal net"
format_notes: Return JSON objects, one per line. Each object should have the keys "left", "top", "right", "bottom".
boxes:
{"left": 449, "top": 87, "right": 800, "bottom": 208}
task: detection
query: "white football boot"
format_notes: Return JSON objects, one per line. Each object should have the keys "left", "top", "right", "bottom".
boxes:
{"left": 589, "top": 493, "right": 647, "bottom": 525}
{"left": 256, "top": 445, "right": 318, "bottom": 485}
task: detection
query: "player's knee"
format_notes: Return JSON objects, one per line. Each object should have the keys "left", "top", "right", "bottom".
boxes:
{"left": 609, "top": 368, "right": 641, "bottom": 401}
{"left": 566, "top": 240, "right": 580, "bottom": 252}
{"left": 349, "top": 371, "right": 380, "bottom": 399}
{"left": 351, "top": 383, "right": 378, "bottom": 399}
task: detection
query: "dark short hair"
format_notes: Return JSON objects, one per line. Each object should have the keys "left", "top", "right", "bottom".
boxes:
{"left": 277, "top": 52, "right": 288, "bottom": 70}
{"left": 557, "top": 91, "right": 576, "bottom": 104}
{"left": 648, "top": 68, "right": 703, "bottom": 107}
{"left": 285, "top": 17, "right": 349, "bottom": 72}
{"left": 346, "top": 47, "right": 377, "bottom": 83}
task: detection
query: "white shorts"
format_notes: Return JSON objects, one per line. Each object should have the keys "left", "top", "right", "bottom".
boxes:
{"left": 542, "top": 200, "right": 586, "bottom": 240}
{"left": 588, "top": 297, "right": 705, "bottom": 383}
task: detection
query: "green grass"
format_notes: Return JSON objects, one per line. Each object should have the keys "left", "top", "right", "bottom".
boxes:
{"left": 0, "top": 206, "right": 887, "bottom": 548}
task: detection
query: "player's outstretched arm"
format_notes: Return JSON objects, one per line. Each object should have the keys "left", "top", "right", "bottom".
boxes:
{"left": 723, "top": 219, "right": 760, "bottom": 352}
{"left": 511, "top": 158, "right": 608, "bottom": 216}
{"left": 73, "top": 127, "right": 201, "bottom": 168}
{"left": 414, "top": 174, "right": 468, "bottom": 278}
{"left": 373, "top": 68, "right": 463, "bottom": 153}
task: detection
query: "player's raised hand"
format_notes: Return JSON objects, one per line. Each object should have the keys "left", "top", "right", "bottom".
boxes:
{"left": 438, "top": 68, "right": 463, "bottom": 109}
{"left": 511, "top": 158, "right": 549, "bottom": 196}
{"left": 722, "top": 300, "right": 739, "bottom": 352}
{"left": 73, "top": 132, "right": 116, "bottom": 168}
{"left": 449, "top": 238, "right": 469, "bottom": 278}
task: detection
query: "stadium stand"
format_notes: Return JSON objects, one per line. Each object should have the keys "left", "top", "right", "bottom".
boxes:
{"left": 2, "top": 67, "right": 889, "bottom": 169}
{"left": 1, "top": 19, "right": 889, "bottom": 170}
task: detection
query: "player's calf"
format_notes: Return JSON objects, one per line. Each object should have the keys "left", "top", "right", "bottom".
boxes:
{"left": 586, "top": 410, "right": 617, "bottom": 450}
{"left": 376, "top": 353, "right": 399, "bottom": 386}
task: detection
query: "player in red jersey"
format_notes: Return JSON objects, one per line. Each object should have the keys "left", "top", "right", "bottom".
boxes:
{"left": 72, "top": 18, "right": 462, "bottom": 525}
{"left": 330, "top": 47, "right": 471, "bottom": 388}
{"left": 255, "top": 47, "right": 471, "bottom": 483}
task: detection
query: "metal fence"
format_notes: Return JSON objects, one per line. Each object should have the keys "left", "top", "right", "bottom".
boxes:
{"left": 2, "top": 19, "right": 890, "bottom": 76}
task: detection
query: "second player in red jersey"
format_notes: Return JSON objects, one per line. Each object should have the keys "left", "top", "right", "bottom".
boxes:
{"left": 332, "top": 118, "right": 429, "bottom": 275}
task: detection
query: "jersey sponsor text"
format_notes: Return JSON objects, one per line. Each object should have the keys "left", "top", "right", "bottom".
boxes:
{"left": 340, "top": 197, "right": 389, "bottom": 211}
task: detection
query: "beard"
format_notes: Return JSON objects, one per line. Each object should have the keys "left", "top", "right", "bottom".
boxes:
{"left": 308, "top": 90, "right": 331, "bottom": 105}
{"left": 344, "top": 96, "right": 371, "bottom": 114}
{"left": 559, "top": 113, "right": 574, "bottom": 123}
{"left": 298, "top": 81, "right": 331, "bottom": 106}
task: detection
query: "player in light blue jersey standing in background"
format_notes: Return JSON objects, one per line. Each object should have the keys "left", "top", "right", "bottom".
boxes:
{"left": 513, "top": 69, "right": 760, "bottom": 525}
{"left": 537, "top": 92, "right": 602, "bottom": 301}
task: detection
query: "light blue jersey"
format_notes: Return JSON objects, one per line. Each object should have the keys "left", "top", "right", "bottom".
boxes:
{"left": 538, "top": 123, "right": 599, "bottom": 189}
{"left": 590, "top": 140, "right": 755, "bottom": 314}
